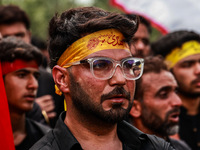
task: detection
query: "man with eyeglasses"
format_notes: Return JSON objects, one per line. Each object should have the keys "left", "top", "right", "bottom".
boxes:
{"left": 31, "top": 7, "right": 175, "bottom": 150}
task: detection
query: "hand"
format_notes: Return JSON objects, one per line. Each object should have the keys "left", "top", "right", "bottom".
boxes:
{"left": 0, "top": 32, "right": 2, "bottom": 40}
{"left": 35, "top": 95, "right": 56, "bottom": 119}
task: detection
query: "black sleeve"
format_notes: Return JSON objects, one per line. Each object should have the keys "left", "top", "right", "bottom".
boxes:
{"left": 146, "top": 134, "right": 175, "bottom": 150}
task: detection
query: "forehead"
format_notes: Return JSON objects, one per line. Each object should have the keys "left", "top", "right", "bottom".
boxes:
{"left": 142, "top": 71, "right": 177, "bottom": 92}
{"left": 0, "top": 22, "right": 27, "bottom": 36}
{"left": 176, "top": 54, "right": 200, "bottom": 64}
{"left": 85, "top": 49, "right": 132, "bottom": 60}
{"left": 5, "top": 67, "right": 39, "bottom": 79}
{"left": 134, "top": 24, "right": 149, "bottom": 37}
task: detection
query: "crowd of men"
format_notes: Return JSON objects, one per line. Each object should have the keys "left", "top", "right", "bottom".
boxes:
{"left": 0, "top": 4, "right": 199, "bottom": 150}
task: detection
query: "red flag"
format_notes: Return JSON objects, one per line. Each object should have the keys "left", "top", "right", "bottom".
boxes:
{"left": 0, "top": 62, "right": 15, "bottom": 150}
{"left": 110, "top": 0, "right": 200, "bottom": 34}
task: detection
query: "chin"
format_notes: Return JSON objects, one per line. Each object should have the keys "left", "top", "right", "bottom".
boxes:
{"left": 167, "top": 125, "right": 179, "bottom": 135}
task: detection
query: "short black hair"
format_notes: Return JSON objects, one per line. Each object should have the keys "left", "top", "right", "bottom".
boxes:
{"left": 0, "top": 36, "right": 42, "bottom": 66}
{"left": 151, "top": 30, "right": 200, "bottom": 57}
{"left": 0, "top": 5, "right": 30, "bottom": 30}
{"left": 48, "top": 7, "right": 139, "bottom": 68}
{"left": 124, "top": 14, "right": 152, "bottom": 34}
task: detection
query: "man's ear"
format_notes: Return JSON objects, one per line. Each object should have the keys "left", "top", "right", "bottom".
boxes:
{"left": 52, "top": 65, "right": 69, "bottom": 93}
{"left": 129, "top": 100, "right": 142, "bottom": 118}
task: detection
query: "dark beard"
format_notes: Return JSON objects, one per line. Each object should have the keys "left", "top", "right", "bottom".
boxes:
{"left": 68, "top": 72, "right": 133, "bottom": 124}
{"left": 140, "top": 103, "right": 179, "bottom": 137}
{"left": 177, "top": 88, "right": 200, "bottom": 99}
{"left": 171, "top": 69, "right": 200, "bottom": 98}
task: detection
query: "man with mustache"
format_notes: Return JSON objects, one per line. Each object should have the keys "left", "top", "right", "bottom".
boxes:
{"left": 128, "top": 56, "right": 191, "bottom": 150}
{"left": 0, "top": 36, "right": 51, "bottom": 149}
{"left": 152, "top": 30, "right": 200, "bottom": 150}
{"left": 30, "top": 7, "right": 175, "bottom": 150}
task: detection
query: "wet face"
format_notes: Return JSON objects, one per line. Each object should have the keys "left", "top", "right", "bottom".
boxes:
{"left": 4, "top": 66, "right": 40, "bottom": 113}
{"left": 131, "top": 24, "right": 150, "bottom": 58}
{"left": 68, "top": 49, "right": 135, "bottom": 124}
{"left": 140, "top": 71, "right": 182, "bottom": 136}
{"left": 172, "top": 54, "right": 200, "bottom": 98}
{"left": 0, "top": 22, "right": 31, "bottom": 43}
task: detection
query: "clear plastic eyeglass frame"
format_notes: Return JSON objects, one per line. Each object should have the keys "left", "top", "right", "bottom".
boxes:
{"left": 63, "top": 57, "right": 144, "bottom": 80}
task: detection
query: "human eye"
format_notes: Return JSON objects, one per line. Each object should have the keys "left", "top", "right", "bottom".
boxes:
{"left": 142, "top": 39, "right": 150, "bottom": 46}
{"left": 174, "top": 88, "right": 179, "bottom": 94}
{"left": 16, "top": 72, "right": 27, "bottom": 78}
{"left": 15, "top": 32, "right": 26, "bottom": 38}
{"left": 158, "top": 90, "right": 169, "bottom": 99}
{"left": 93, "top": 59, "right": 112, "bottom": 70}
{"left": 124, "top": 60, "right": 134, "bottom": 69}
{"left": 132, "top": 38, "right": 138, "bottom": 43}
{"left": 180, "top": 61, "right": 194, "bottom": 68}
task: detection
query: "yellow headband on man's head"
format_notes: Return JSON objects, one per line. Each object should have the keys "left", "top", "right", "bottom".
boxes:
{"left": 165, "top": 41, "right": 200, "bottom": 69}
{"left": 57, "top": 28, "right": 130, "bottom": 67}
{"left": 55, "top": 29, "right": 130, "bottom": 95}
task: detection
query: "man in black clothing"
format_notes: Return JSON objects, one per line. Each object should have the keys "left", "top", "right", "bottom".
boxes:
{"left": 0, "top": 37, "right": 51, "bottom": 149}
{"left": 152, "top": 30, "right": 200, "bottom": 150}
{"left": 128, "top": 56, "right": 191, "bottom": 150}
{"left": 0, "top": 5, "right": 64, "bottom": 127}
{"left": 31, "top": 7, "right": 174, "bottom": 150}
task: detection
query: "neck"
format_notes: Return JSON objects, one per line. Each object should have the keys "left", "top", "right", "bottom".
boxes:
{"left": 9, "top": 110, "right": 26, "bottom": 146}
{"left": 64, "top": 108, "right": 122, "bottom": 150}
{"left": 179, "top": 94, "right": 200, "bottom": 115}
{"left": 134, "top": 119, "right": 164, "bottom": 138}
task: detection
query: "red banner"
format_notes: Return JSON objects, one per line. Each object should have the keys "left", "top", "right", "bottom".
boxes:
{"left": 0, "top": 62, "right": 15, "bottom": 150}
{"left": 110, "top": 0, "right": 200, "bottom": 34}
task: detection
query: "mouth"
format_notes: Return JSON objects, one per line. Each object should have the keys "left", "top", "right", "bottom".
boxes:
{"left": 192, "top": 79, "right": 200, "bottom": 86}
{"left": 168, "top": 112, "right": 180, "bottom": 123}
{"left": 101, "top": 87, "right": 130, "bottom": 106}
{"left": 24, "top": 94, "right": 36, "bottom": 102}
{"left": 194, "top": 82, "right": 200, "bottom": 87}
{"left": 106, "top": 94, "right": 128, "bottom": 103}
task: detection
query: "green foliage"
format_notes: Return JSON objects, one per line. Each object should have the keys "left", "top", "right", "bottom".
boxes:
{"left": 151, "top": 28, "right": 162, "bottom": 42}
{"left": 0, "top": 0, "right": 87, "bottom": 40}
{"left": 0, "top": 0, "right": 161, "bottom": 41}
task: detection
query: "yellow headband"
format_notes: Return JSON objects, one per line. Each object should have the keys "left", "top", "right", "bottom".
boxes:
{"left": 55, "top": 29, "right": 130, "bottom": 95}
{"left": 165, "top": 41, "right": 200, "bottom": 69}
{"left": 57, "top": 29, "right": 129, "bottom": 67}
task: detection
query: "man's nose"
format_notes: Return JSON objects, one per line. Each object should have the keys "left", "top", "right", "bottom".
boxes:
{"left": 136, "top": 40, "right": 145, "bottom": 51}
{"left": 171, "top": 93, "right": 182, "bottom": 107}
{"left": 109, "top": 65, "right": 126, "bottom": 85}
{"left": 27, "top": 75, "right": 38, "bottom": 90}
{"left": 194, "top": 62, "right": 200, "bottom": 75}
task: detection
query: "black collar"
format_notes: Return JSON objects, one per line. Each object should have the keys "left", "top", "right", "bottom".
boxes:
{"left": 53, "top": 112, "right": 147, "bottom": 150}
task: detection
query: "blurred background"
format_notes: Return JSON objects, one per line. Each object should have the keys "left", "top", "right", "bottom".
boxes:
{"left": 0, "top": 0, "right": 162, "bottom": 42}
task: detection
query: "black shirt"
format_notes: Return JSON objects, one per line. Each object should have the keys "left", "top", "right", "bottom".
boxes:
{"left": 179, "top": 106, "right": 200, "bottom": 150}
{"left": 15, "top": 118, "right": 51, "bottom": 150}
{"left": 167, "top": 137, "right": 191, "bottom": 150}
{"left": 30, "top": 111, "right": 174, "bottom": 150}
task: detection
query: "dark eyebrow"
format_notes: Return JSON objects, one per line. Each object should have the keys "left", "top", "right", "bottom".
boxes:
{"left": 155, "top": 86, "right": 174, "bottom": 97}
{"left": 15, "top": 69, "right": 40, "bottom": 75}
{"left": 15, "top": 69, "right": 31, "bottom": 73}
{"left": 3, "top": 32, "right": 25, "bottom": 38}
{"left": 181, "top": 59, "right": 200, "bottom": 64}
{"left": 182, "top": 60, "right": 195, "bottom": 63}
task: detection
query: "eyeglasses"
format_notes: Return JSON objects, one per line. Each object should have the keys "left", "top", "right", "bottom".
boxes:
{"left": 63, "top": 57, "right": 144, "bottom": 80}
